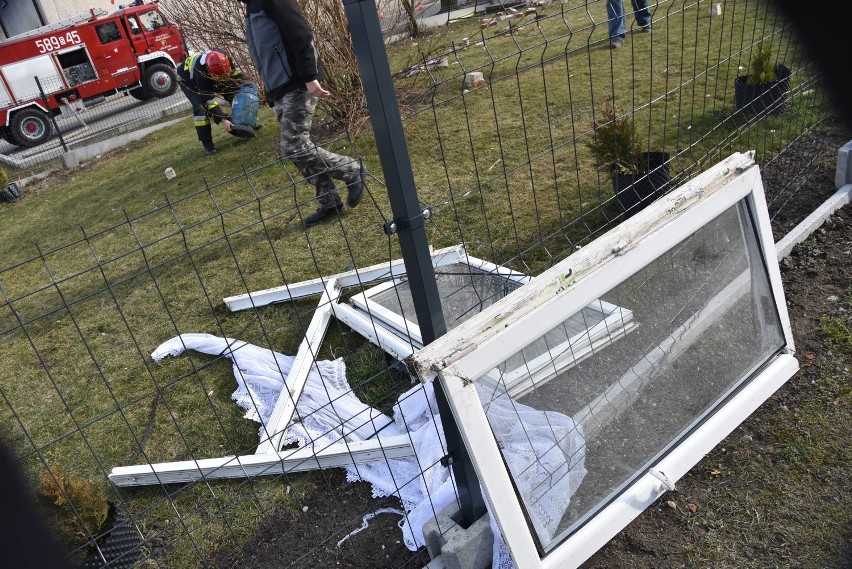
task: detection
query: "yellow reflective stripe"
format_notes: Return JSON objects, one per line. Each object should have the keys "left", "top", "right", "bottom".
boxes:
{"left": 194, "top": 119, "right": 211, "bottom": 127}
{"left": 185, "top": 52, "right": 202, "bottom": 78}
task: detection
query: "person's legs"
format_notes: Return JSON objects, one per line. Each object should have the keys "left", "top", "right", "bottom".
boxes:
{"left": 180, "top": 83, "right": 216, "bottom": 155}
{"left": 276, "top": 88, "right": 365, "bottom": 219}
{"left": 632, "top": 0, "right": 652, "bottom": 29}
{"left": 276, "top": 89, "right": 343, "bottom": 225}
{"left": 607, "top": 0, "right": 627, "bottom": 43}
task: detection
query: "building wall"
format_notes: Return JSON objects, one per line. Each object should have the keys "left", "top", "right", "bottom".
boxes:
{"left": 0, "top": 0, "right": 123, "bottom": 40}
{"left": 36, "top": 0, "right": 118, "bottom": 24}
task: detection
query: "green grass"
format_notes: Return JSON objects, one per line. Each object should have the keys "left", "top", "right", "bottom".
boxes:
{"left": 0, "top": 0, "right": 837, "bottom": 565}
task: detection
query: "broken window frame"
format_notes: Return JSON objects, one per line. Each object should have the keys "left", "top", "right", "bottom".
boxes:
{"left": 411, "top": 152, "right": 798, "bottom": 569}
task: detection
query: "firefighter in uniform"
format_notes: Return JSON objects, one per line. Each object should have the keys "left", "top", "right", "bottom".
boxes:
{"left": 176, "top": 50, "right": 240, "bottom": 155}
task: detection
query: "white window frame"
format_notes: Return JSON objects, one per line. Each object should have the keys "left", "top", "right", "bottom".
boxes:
{"left": 411, "top": 152, "right": 798, "bottom": 568}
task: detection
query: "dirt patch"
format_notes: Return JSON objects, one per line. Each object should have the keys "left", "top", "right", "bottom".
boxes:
{"left": 212, "top": 469, "right": 429, "bottom": 569}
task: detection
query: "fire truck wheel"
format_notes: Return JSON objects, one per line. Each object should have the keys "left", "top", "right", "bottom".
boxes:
{"left": 128, "top": 87, "right": 153, "bottom": 102}
{"left": 10, "top": 108, "right": 54, "bottom": 148}
{"left": 143, "top": 64, "right": 178, "bottom": 99}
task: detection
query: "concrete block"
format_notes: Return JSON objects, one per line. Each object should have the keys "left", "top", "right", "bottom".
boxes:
{"left": 423, "top": 503, "right": 493, "bottom": 569}
{"left": 835, "top": 140, "right": 852, "bottom": 189}
{"left": 59, "top": 150, "right": 80, "bottom": 169}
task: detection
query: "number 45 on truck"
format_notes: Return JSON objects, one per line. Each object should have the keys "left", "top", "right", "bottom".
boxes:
{"left": 0, "top": 0, "right": 187, "bottom": 148}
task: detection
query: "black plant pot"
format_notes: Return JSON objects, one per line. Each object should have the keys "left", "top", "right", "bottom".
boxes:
{"left": 734, "top": 64, "right": 791, "bottom": 115}
{"left": 613, "top": 152, "right": 671, "bottom": 217}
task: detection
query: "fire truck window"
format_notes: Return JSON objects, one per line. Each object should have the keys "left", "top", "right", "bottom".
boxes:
{"left": 140, "top": 12, "right": 165, "bottom": 31}
{"left": 127, "top": 17, "right": 142, "bottom": 35}
{"left": 95, "top": 22, "right": 122, "bottom": 44}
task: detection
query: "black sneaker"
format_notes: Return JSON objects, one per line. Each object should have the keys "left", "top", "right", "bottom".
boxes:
{"left": 639, "top": 24, "right": 652, "bottom": 33}
{"left": 204, "top": 145, "right": 217, "bottom": 156}
{"left": 303, "top": 207, "right": 340, "bottom": 228}
{"left": 346, "top": 161, "right": 367, "bottom": 208}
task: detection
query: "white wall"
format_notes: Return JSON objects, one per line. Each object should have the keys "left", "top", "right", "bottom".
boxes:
{"left": 37, "top": 0, "right": 119, "bottom": 24}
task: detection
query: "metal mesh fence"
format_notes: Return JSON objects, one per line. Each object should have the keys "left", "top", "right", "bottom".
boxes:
{"left": 0, "top": 66, "right": 187, "bottom": 173}
{"left": 0, "top": 0, "right": 845, "bottom": 567}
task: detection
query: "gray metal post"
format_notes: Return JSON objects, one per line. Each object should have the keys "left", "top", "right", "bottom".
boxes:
{"left": 34, "top": 76, "right": 68, "bottom": 152}
{"left": 342, "top": 0, "right": 487, "bottom": 526}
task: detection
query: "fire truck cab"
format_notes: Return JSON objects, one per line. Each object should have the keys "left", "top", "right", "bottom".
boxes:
{"left": 0, "top": 0, "right": 187, "bottom": 148}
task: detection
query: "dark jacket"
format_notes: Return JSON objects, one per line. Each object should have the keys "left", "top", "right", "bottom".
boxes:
{"left": 176, "top": 51, "right": 239, "bottom": 122}
{"left": 243, "top": 0, "right": 326, "bottom": 105}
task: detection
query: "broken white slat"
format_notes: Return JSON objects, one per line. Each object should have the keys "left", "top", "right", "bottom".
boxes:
{"left": 456, "top": 254, "right": 531, "bottom": 285}
{"left": 109, "top": 436, "right": 414, "bottom": 487}
{"left": 350, "top": 292, "right": 426, "bottom": 347}
{"left": 331, "top": 301, "right": 417, "bottom": 362}
{"left": 224, "top": 245, "right": 465, "bottom": 311}
{"left": 256, "top": 279, "right": 340, "bottom": 455}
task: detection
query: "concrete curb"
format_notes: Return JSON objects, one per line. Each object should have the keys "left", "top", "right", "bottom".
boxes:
{"left": 60, "top": 115, "right": 188, "bottom": 166}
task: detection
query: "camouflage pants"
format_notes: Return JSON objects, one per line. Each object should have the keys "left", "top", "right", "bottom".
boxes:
{"left": 274, "top": 88, "right": 360, "bottom": 211}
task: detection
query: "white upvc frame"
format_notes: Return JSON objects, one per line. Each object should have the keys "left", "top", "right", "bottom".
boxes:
{"left": 256, "top": 279, "right": 341, "bottom": 454}
{"left": 109, "top": 434, "right": 415, "bottom": 487}
{"left": 112, "top": 247, "right": 502, "bottom": 486}
{"left": 413, "top": 153, "right": 799, "bottom": 568}
{"left": 347, "top": 253, "right": 531, "bottom": 348}
{"left": 345, "top": 258, "right": 636, "bottom": 398}
{"left": 223, "top": 245, "right": 467, "bottom": 311}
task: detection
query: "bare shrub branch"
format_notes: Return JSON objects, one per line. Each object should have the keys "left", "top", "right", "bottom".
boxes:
{"left": 161, "top": 0, "right": 365, "bottom": 132}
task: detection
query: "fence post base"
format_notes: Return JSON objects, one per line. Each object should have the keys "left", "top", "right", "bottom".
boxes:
{"left": 835, "top": 140, "right": 852, "bottom": 188}
{"left": 423, "top": 503, "right": 493, "bottom": 569}
{"left": 60, "top": 150, "right": 80, "bottom": 169}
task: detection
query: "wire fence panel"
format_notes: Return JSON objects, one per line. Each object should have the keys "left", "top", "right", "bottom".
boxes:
{"left": 0, "top": 68, "right": 188, "bottom": 173}
{"left": 0, "top": 0, "right": 846, "bottom": 568}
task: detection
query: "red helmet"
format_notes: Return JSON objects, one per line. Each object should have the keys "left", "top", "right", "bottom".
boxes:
{"left": 205, "top": 51, "right": 231, "bottom": 79}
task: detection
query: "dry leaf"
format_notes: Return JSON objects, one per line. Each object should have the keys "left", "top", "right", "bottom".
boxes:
{"left": 688, "top": 503, "right": 698, "bottom": 513}
{"left": 666, "top": 500, "right": 677, "bottom": 509}
{"left": 710, "top": 469, "right": 721, "bottom": 475}
{"left": 805, "top": 353, "right": 816, "bottom": 360}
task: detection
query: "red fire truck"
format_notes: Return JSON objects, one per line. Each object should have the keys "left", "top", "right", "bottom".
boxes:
{"left": 0, "top": 1, "right": 187, "bottom": 148}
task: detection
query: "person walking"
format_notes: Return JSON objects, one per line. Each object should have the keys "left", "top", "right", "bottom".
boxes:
{"left": 176, "top": 49, "right": 238, "bottom": 155}
{"left": 240, "top": 0, "right": 366, "bottom": 228}
{"left": 607, "top": 0, "right": 652, "bottom": 49}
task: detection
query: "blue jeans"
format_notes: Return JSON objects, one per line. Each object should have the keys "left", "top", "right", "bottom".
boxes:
{"left": 607, "top": 0, "right": 652, "bottom": 40}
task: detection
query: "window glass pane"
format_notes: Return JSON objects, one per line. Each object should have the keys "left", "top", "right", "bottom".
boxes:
{"left": 476, "top": 201, "right": 786, "bottom": 552}
{"left": 127, "top": 17, "right": 142, "bottom": 35}
{"left": 139, "top": 11, "right": 165, "bottom": 31}
{"left": 95, "top": 22, "right": 122, "bottom": 44}
{"left": 369, "top": 263, "right": 522, "bottom": 331}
